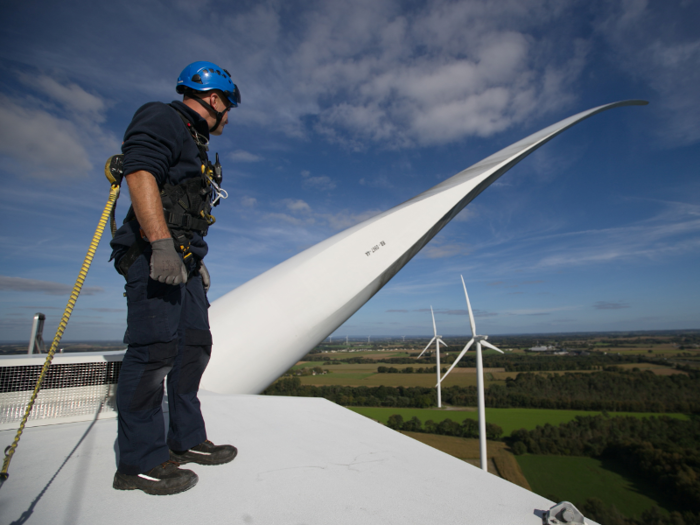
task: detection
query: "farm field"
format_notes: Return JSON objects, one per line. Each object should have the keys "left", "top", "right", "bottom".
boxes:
{"left": 399, "top": 432, "right": 531, "bottom": 490}
{"left": 292, "top": 351, "right": 684, "bottom": 388}
{"left": 316, "top": 350, "right": 412, "bottom": 359}
{"left": 296, "top": 361, "right": 510, "bottom": 388}
{"left": 296, "top": 363, "right": 682, "bottom": 387}
{"left": 516, "top": 454, "right": 671, "bottom": 518}
{"left": 348, "top": 407, "right": 689, "bottom": 436}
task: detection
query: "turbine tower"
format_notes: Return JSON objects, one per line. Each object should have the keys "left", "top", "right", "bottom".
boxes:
{"left": 440, "top": 276, "right": 504, "bottom": 471}
{"left": 417, "top": 306, "right": 448, "bottom": 408}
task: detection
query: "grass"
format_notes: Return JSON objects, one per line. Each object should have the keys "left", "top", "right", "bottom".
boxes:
{"left": 348, "top": 407, "right": 689, "bottom": 436}
{"left": 516, "top": 454, "right": 670, "bottom": 518}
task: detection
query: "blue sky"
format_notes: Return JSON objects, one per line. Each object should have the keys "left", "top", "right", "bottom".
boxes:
{"left": 0, "top": 0, "right": 698, "bottom": 342}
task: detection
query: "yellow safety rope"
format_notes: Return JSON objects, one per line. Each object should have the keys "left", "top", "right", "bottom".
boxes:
{"left": 0, "top": 183, "right": 121, "bottom": 489}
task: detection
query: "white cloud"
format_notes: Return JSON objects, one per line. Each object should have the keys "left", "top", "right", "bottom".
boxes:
{"left": 0, "top": 75, "right": 118, "bottom": 179}
{"left": 594, "top": 301, "right": 630, "bottom": 310}
{"left": 208, "top": 0, "right": 590, "bottom": 148}
{"left": 301, "top": 170, "right": 336, "bottom": 191}
{"left": 597, "top": 0, "right": 700, "bottom": 145}
{"left": 0, "top": 95, "right": 93, "bottom": 178}
{"left": 423, "top": 243, "right": 469, "bottom": 259}
{"left": 359, "top": 174, "right": 392, "bottom": 188}
{"left": 3, "top": 1, "right": 597, "bottom": 151}
{"left": 468, "top": 199, "right": 700, "bottom": 274}
{"left": 241, "top": 196, "right": 258, "bottom": 207}
{"left": 229, "top": 150, "right": 263, "bottom": 162}
{"left": 24, "top": 74, "right": 107, "bottom": 121}
{"left": 324, "top": 208, "right": 383, "bottom": 230}
{"left": 285, "top": 199, "right": 312, "bottom": 213}
{"left": 262, "top": 212, "right": 314, "bottom": 226}
{"left": 0, "top": 276, "right": 103, "bottom": 295}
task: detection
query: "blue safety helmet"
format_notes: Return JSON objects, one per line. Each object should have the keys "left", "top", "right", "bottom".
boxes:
{"left": 176, "top": 61, "right": 241, "bottom": 108}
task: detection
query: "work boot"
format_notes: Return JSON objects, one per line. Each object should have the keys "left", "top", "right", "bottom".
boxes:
{"left": 113, "top": 460, "right": 198, "bottom": 495}
{"left": 170, "top": 440, "right": 237, "bottom": 466}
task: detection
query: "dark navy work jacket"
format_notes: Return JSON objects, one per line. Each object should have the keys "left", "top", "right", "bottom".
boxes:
{"left": 111, "top": 100, "right": 210, "bottom": 262}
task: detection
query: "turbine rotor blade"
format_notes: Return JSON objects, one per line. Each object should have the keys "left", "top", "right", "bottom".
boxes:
{"left": 430, "top": 306, "right": 437, "bottom": 337}
{"left": 203, "top": 101, "right": 648, "bottom": 395}
{"left": 439, "top": 338, "right": 474, "bottom": 383}
{"left": 437, "top": 338, "right": 448, "bottom": 348}
{"left": 461, "top": 275, "right": 477, "bottom": 337}
{"left": 481, "top": 340, "right": 504, "bottom": 354}
{"left": 418, "top": 337, "right": 436, "bottom": 358}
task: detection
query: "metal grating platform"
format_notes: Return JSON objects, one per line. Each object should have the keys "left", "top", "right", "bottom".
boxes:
{"left": 0, "top": 352, "right": 124, "bottom": 430}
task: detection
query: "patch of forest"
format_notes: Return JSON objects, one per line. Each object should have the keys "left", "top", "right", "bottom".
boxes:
{"left": 508, "top": 415, "right": 700, "bottom": 525}
{"left": 384, "top": 413, "right": 503, "bottom": 440}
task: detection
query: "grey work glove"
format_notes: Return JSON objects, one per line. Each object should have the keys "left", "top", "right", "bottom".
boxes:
{"left": 149, "top": 238, "right": 188, "bottom": 285}
{"left": 199, "top": 261, "right": 211, "bottom": 293}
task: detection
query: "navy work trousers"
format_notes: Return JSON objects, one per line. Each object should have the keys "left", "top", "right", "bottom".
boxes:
{"left": 116, "top": 251, "right": 211, "bottom": 475}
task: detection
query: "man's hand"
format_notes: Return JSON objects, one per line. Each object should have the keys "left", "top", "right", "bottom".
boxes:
{"left": 199, "top": 261, "right": 211, "bottom": 293}
{"left": 150, "top": 239, "right": 188, "bottom": 285}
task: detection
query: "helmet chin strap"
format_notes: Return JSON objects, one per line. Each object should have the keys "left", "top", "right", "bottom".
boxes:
{"left": 191, "top": 96, "right": 226, "bottom": 132}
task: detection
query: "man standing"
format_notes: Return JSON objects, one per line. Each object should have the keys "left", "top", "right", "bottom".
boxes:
{"left": 110, "top": 61, "right": 240, "bottom": 495}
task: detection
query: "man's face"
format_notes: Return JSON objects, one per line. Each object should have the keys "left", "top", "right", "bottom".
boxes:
{"left": 210, "top": 92, "right": 232, "bottom": 136}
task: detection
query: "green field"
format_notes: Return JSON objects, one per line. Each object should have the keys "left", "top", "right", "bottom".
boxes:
{"left": 347, "top": 407, "right": 689, "bottom": 436}
{"left": 517, "top": 455, "right": 670, "bottom": 518}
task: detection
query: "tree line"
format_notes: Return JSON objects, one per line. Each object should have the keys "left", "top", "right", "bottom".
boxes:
{"left": 265, "top": 369, "right": 700, "bottom": 413}
{"left": 507, "top": 415, "right": 700, "bottom": 524}
{"left": 386, "top": 413, "right": 503, "bottom": 440}
{"left": 377, "top": 366, "right": 446, "bottom": 374}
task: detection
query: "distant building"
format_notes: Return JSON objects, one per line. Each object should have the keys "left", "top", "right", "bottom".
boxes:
{"left": 527, "top": 345, "right": 557, "bottom": 352}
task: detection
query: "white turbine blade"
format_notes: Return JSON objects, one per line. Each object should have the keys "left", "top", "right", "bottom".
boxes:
{"left": 203, "top": 100, "right": 647, "bottom": 395}
{"left": 461, "top": 275, "right": 477, "bottom": 337}
{"left": 437, "top": 338, "right": 448, "bottom": 348}
{"left": 481, "top": 340, "right": 504, "bottom": 354}
{"left": 430, "top": 306, "right": 437, "bottom": 337}
{"left": 418, "top": 337, "right": 436, "bottom": 358}
{"left": 439, "top": 338, "right": 474, "bottom": 383}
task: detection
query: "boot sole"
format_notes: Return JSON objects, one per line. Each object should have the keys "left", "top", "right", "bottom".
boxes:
{"left": 113, "top": 472, "right": 198, "bottom": 495}
{"left": 169, "top": 448, "right": 237, "bottom": 466}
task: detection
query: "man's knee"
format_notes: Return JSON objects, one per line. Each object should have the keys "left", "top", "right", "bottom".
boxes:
{"left": 176, "top": 329, "right": 212, "bottom": 395}
{"left": 122, "top": 340, "right": 179, "bottom": 411}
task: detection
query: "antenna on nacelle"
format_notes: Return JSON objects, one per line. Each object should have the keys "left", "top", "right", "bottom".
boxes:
{"left": 27, "top": 313, "right": 46, "bottom": 355}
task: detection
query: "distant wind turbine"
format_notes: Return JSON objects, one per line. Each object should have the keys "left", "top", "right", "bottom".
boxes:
{"left": 440, "top": 276, "right": 504, "bottom": 472}
{"left": 417, "top": 306, "right": 448, "bottom": 408}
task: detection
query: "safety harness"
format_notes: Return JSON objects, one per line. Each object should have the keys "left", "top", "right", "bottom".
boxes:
{"left": 117, "top": 106, "right": 228, "bottom": 276}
